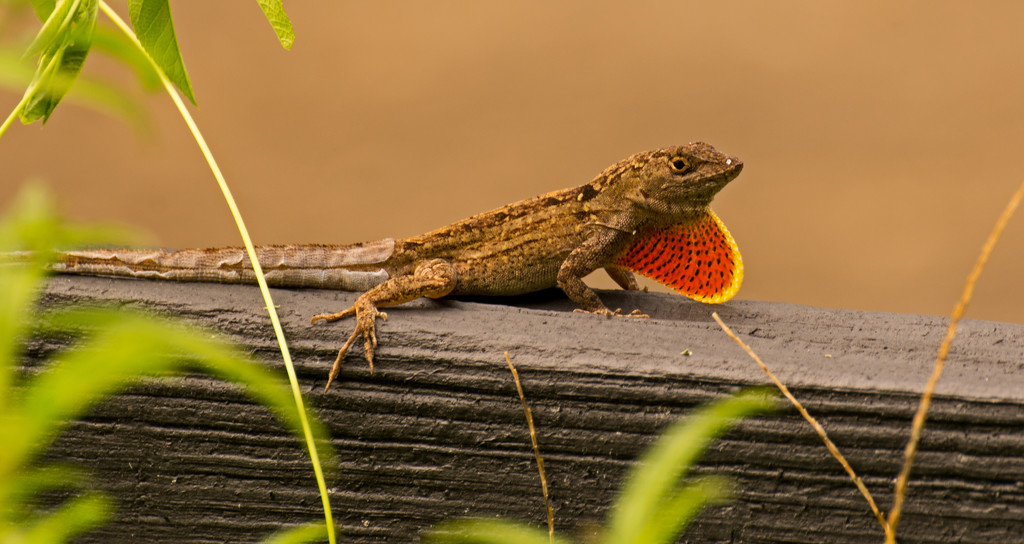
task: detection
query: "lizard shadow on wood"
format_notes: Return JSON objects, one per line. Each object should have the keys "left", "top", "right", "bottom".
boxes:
{"left": 450, "top": 288, "right": 740, "bottom": 323}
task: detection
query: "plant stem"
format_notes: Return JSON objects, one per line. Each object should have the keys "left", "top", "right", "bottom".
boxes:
{"left": 504, "top": 352, "right": 554, "bottom": 543}
{"left": 712, "top": 312, "right": 891, "bottom": 538}
{"left": 886, "top": 177, "right": 1024, "bottom": 540}
{"left": 96, "top": 3, "right": 336, "bottom": 542}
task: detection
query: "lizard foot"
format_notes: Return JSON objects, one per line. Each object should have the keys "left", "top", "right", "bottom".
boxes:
{"left": 317, "top": 302, "right": 388, "bottom": 391}
{"left": 572, "top": 308, "right": 650, "bottom": 319}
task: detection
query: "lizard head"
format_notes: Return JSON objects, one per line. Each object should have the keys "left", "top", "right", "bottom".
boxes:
{"left": 594, "top": 142, "right": 743, "bottom": 218}
{"left": 635, "top": 142, "right": 743, "bottom": 207}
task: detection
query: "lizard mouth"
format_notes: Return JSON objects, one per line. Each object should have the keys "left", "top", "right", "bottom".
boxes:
{"left": 720, "top": 157, "right": 744, "bottom": 182}
{"left": 696, "top": 158, "right": 744, "bottom": 194}
{"left": 668, "top": 158, "right": 743, "bottom": 208}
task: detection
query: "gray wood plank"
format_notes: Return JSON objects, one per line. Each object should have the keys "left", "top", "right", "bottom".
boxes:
{"left": 22, "top": 275, "right": 1024, "bottom": 543}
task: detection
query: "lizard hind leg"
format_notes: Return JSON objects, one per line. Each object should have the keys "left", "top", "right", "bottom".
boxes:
{"left": 314, "top": 258, "right": 457, "bottom": 391}
{"left": 321, "top": 297, "right": 388, "bottom": 391}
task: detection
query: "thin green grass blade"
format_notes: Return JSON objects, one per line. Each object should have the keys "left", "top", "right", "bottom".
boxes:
{"left": 1, "top": 316, "right": 194, "bottom": 474}
{"left": 604, "top": 389, "right": 775, "bottom": 544}
{"left": 163, "top": 322, "right": 337, "bottom": 476}
{"left": 126, "top": 0, "right": 195, "bottom": 104}
{"left": 62, "top": 307, "right": 333, "bottom": 474}
{"left": 629, "top": 476, "right": 731, "bottom": 544}
{"left": 2, "top": 464, "right": 94, "bottom": 520}
{"left": 425, "top": 518, "right": 574, "bottom": 544}
{"left": 97, "top": 5, "right": 334, "bottom": 538}
{"left": 255, "top": 0, "right": 294, "bottom": 50}
{"left": 18, "top": 491, "right": 112, "bottom": 543}
{"left": 5, "top": 309, "right": 334, "bottom": 477}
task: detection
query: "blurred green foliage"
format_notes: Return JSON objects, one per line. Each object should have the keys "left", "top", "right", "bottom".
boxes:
{"left": 0, "top": 184, "right": 334, "bottom": 543}
{"left": 425, "top": 389, "right": 776, "bottom": 544}
{"left": 0, "top": 0, "right": 293, "bottom": 129}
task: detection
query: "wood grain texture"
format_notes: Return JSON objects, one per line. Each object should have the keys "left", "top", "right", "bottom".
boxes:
{"left": 25, "top": 276, "right": 1024, "bottom": 543}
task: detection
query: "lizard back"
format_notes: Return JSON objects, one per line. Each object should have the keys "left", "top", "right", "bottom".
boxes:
{"left": 389, "top": 184, "right": 597, "bottom": 296}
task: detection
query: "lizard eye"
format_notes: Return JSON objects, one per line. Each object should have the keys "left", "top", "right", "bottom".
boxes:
{"left": 670, "top": 157, "right": 690, "bottom": 172}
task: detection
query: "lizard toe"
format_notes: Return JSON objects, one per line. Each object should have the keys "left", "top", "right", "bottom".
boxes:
{"left": 363, "top": 331, "right": 377, "bottom": 373}
{"left": 573, "top": 308, "right": 617, "bottom": 318}
{"left": 325, "top": 327, "right": 361, "bottom": 391}
{"left": 311, "top": 305, "right": 356, "bottom": 324}
{"left": 572, "top": 307, "right": 648, "bottom": 319}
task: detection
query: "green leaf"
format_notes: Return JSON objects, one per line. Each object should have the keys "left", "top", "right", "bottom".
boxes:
{"left": 0, "top": 49, "right": 152, "bottom": 132}
{"left": 24, "top": 0, "right": 78, "bottom": 58}
{"left": 58, "top": 69, "right": 152, "bottom": 131}
{"left": 256, "top": 0, "right": 295, "bottom": 50}
{"left": 19, "top": 0, "right": 99, "bottom": 124}
{"left": 90, "top": 25, "right": 161, "bottom": 91}
{"left": 604, "top": 389, "right": 776, "bottom": 544}
{"left": 0, "top": 50, "right": 47, "bottom": 90}
{"left": 0, "top": 183, "right": 63, "bottom": 411}
{"left": 262, "top": 521, "right": 338, "bottom": 544}
{"left": 0, "top": 314, "right": 183, "bottom": 476}
{"left": 424, "top": 519, "right": 574, "bottom": 544}
{"left": 127, "top": 0, "right": 196, "bottom": 104}
{"left": 0, "top": 183, "right": 137, "bottom": 412}
{"left": 28, "top": 0, "right": 57, "bottom": 21}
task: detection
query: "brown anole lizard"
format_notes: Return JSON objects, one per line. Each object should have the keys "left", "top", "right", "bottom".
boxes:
{"left": 47, "top": 142, "right": 745, "bottom": 390}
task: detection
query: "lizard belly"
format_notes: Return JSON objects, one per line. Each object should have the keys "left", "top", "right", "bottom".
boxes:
{"left": 449, "top": 242, "right": 572, "bottom": 296}
{"left": 452, "top": 261, "right": 560, "bottom": 296}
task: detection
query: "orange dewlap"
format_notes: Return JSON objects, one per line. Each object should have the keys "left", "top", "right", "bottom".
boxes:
{"left": 614, "top": 209, "right": 743, "bottom": 303}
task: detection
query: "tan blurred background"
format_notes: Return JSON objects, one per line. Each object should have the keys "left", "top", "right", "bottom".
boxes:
{"left": 2, "top": 1, "right": 1023, "bottom": 324}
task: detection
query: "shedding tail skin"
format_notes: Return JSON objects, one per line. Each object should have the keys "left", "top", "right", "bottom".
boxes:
{"left": 615, "top": 209, "right": 743, "bottom": 303}
{"left": 43, "top": 239, "right": 396, "bottom": 292}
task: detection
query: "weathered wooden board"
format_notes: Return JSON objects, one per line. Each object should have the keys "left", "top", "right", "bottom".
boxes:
{"left": 23, "top": 275, "right": 1024, "bottom": 543}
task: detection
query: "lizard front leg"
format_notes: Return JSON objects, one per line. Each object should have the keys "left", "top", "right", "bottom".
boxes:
{"left": 557, "top": 230, "right": 648, "bottom": 318}
{"left": 311, "top": 258, "right": 456, "bottom": 390}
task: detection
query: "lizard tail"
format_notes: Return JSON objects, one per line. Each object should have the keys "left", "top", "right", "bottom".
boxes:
{"left": 46, "top": 239, "right": 396, "bottom": 292}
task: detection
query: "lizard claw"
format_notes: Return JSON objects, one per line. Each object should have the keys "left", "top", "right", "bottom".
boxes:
{"left": 321, "top": 302, "right": 387, "bottom": 391}
{"left": 325, "top": 328, "right": 361, "bottom": 391}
